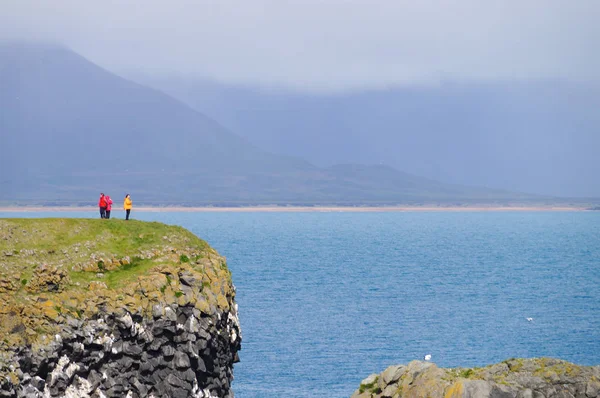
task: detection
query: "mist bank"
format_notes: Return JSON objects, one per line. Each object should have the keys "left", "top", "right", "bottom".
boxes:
{"left": 1, "top": 42, "right": 573, "bottom": 206}
{"left": 131, "top": 75, "right": 600, "bottom": 198}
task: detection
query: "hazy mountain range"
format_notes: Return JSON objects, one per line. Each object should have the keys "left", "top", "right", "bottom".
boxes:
{"left": 0, "top": 42, "right": 596, "bottom": 205}
{"left": 130, "top": 75, "right": 600, "bottom": 198}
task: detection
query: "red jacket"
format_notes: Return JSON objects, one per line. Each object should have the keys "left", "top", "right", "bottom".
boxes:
{"left": 99, "top": 196, "right": 107, "bottom": 207}
{"left": 105, "top": 196, "right": 113, "bottom": 211}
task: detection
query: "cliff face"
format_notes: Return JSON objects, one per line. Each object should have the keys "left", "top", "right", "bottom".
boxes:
{"left": 352, "top": 359, "right": 600, "bottom": 398}
{"left": 0, "top": 219, "right": 242, "bottom": 398}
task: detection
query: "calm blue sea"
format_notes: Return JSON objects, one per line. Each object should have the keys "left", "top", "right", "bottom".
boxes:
{"left": 2, "top": 211, "right": 599, "bottom": 397}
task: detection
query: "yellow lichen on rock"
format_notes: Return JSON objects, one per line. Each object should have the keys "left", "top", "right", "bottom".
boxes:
{"left": 444, "top": 381, "right": 464, "bottom": 398}
{"left": 0, "top": 218, "right": 237, "bottom": 347}
{"left": 26, "top": 264, "right": 70, "bottom": 293}
{"left": 352, "top": 358, "right": 600, "bottom": 398}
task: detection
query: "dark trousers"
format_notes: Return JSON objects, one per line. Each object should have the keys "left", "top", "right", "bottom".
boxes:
{"left": 100, "top": 207, "right": 106, "bottom": 218}
{"left": 106, "top": 210, "right": 111, "bottom": 219}
{"left": 126, "top": 209, "right": 131, "bottom": 220}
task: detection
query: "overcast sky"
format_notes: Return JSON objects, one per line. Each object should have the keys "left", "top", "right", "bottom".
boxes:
{"left": 1, "top": 0, "right": 599, "bottom": 92}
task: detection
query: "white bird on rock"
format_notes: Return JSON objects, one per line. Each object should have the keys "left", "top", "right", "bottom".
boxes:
{"left": 424, "top": 354, "right": 432, "bottom": 361}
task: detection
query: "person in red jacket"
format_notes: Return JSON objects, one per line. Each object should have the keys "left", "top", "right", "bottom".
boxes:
{"left": 98, "top": 193, "right": 107, "bottom": 219}
{"left": 104, "top": 195, "right": 113, "bottom": 219}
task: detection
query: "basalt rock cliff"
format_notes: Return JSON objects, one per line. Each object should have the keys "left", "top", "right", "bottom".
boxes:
{"left": 352, "top": 359, "right": 600, "bottom": 398}
{"left": 0, "top": 218, "right": 242, "bottom": 398}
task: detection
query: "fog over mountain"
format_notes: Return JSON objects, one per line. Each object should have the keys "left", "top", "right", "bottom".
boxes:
{"left": 131, "top": 75, "right": 600, "bottom": 197}
{"left": 1, "top": 1, "right": 598, "bottom": 90}
{"left": 2, "top": 43, "right": 548, "bottom": 205}
{"left": 1, "top": 1, "right": 599, "bottom": 200}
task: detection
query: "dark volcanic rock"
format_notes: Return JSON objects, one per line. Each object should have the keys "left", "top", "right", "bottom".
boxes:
{"left": 0, "top": 304, "right": 241, "bottom": 398}
{"left": 0, "top": 219, "right": 242, "bottom": 398}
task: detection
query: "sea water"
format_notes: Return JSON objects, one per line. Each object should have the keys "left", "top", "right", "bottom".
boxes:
{"left": 2, "top": 211, "right": 599, "bottom": 397}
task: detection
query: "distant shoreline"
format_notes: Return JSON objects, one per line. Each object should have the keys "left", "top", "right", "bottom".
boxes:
{"left": 0, "top": 206, "right": 590, "bottom": 213}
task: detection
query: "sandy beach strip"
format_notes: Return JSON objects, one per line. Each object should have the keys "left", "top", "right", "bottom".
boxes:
{"left": 0, "top": 206, "right": 588, "bottom": 213}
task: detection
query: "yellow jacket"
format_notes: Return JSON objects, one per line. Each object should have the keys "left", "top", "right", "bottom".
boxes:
{"left": 124, "top": 197, "right": 132, "bottom": 210}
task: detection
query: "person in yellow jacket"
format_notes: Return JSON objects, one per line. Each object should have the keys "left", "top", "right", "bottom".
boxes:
{"left": 124, "top": 194, "right": 132, "bottom": 220}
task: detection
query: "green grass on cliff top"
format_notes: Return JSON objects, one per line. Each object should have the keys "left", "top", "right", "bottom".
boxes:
{"left": 0, "top": 218, "right": 208, "bottom": 253}
{"left": 0, "top": 218, "right": 212, "bottom": 290}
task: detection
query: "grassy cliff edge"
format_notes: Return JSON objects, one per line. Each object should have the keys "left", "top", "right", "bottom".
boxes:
{"left": 0, "top": 218, "right": 236, "bottom": 363}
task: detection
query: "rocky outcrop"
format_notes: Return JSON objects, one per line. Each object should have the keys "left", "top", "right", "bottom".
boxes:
{"left": 2, "top": 300, "right": 240, "bottom": 398}
{"left": 352, "top": 359, "right": 600, "bottom": 398}
{"left": 0, "top": 219, "right": 242, "bottom": 398}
